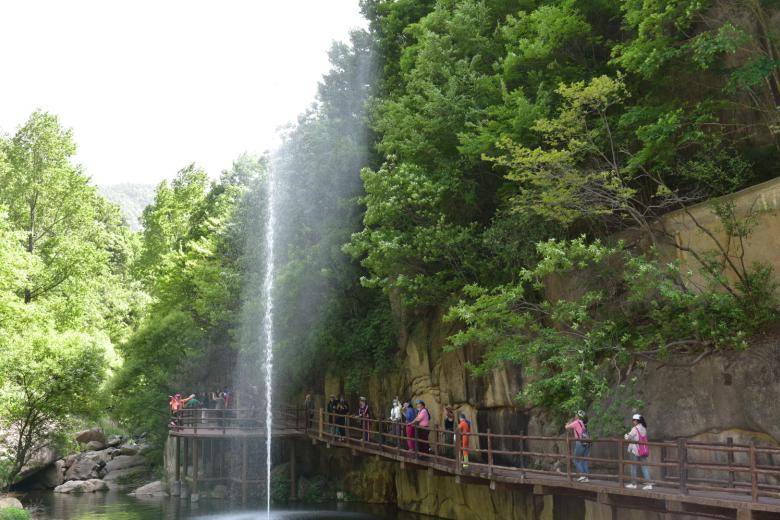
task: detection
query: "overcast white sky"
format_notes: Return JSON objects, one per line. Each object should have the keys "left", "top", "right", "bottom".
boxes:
{"left": 0, "top": 1, "right": 366, "bottom": 185}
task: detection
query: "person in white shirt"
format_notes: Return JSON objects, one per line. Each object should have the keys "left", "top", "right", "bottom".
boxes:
{"left": 390, "top": 397, "right": 403, "bottom": 446}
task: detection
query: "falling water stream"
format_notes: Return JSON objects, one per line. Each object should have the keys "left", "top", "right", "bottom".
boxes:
{"left": 262, "top": 164, "right": 278, "bottom": 515}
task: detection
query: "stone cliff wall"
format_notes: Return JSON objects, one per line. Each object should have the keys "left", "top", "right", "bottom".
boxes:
{"left": 310, "top": 178, "right": 780, "bottom": 518}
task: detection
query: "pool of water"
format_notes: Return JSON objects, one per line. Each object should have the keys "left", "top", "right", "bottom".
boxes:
{"left": 26, "top": 492, "right": 430, "bottom": 520}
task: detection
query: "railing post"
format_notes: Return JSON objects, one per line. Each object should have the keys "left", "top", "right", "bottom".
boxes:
{"left": 192, "top": 438, "right": 199, "bottom": 497}
{"left": 618, "top": 437, "right": 624, "bottom": 487}
{"left": 183, "top": 438, "right": 189, "bottom": 478}
{"left": 750, "top": 442, "right": 758, "bottom": 502}
{"left": 727, "top": 437, "right": 735, "bottom": 488}
{"left": 396, "top": 420, "right": 401, "bottom": 457}
{"left": 487, "top": 429, "right": 494, "bottom": 479}
{"left": 661, "top": 444, "right": 667, "bottom": 481}
{"left": 414, "top": 424, "right": 419, "bottom": 458}
{"left": 455, "top": 429, "right": 462, "bottom": 474}
{"left": 431, "top": 424, "right": 438, "bottom": 461}
{"left": 565, "top": 430, "right": 573, "bottom": 481}
{"left": 319, "top": 408, "right": 324, "bottom": 440}
{"left": 678, "top": 438, "right": 688, "bottom": 495}
{"left": 175, "top": 436, "right": 181, "bottom": 482}
{"left": 378, "top": 418, "right": 384, "bottom": 451}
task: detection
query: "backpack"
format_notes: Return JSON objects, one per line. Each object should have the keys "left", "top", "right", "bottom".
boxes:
{"left": 578, "top": 419, "right": 590, "bottom": 441}
{"left": 637, "top": 429, "right": 650, "bottom": 457}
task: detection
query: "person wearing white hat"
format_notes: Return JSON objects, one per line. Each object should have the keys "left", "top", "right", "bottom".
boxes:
{"left": 390, "top": 398, "right": 403, "bottom": 447}
{"left": 565, "top": 410, "right": 591, "bottom": 482}
{"left": 624, "top": 413, "right": 652, "bottom": 489}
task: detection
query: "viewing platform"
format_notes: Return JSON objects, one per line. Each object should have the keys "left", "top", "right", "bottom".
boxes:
{"left": 169, "top": 407, "right": 307, "bottom": 439}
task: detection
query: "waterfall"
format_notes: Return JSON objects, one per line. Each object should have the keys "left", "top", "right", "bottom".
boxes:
{"left": 262, "top": 164, "right": 277, "bottom": 515}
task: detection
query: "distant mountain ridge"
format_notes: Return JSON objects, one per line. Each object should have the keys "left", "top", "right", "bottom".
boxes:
{"left": 99, "top": 183, "right": 155, "bottom": 231}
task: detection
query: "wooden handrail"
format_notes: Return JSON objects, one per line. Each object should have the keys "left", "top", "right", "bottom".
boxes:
{"left": 170, "top": 408, "right": 780, "bottom": 505}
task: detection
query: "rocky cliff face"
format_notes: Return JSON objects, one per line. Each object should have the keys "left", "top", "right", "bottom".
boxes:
{"left": 312, "top": 180, "right": 780, "bottom": 518}
{"left": 312, "top": 303, "right": 780, "bottom": 519}
{"left": 324, "top": 305, "right": 529, "bottom": 448}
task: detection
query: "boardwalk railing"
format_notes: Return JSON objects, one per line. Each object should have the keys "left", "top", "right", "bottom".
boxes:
{"left": 317, "top": 410, "right": 780, "bottom": 506}
{"left": 171, "top": 406, "right": 308, "bottom": 434}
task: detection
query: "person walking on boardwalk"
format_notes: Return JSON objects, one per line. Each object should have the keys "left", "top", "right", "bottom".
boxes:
{"left": 458, "top": 412, "right": 471, "bottom": 468}
{"left": 336, "top": 396, "right": 349, "bottom": 440}
{"left": 404, "top": 401, "right": 416, "bottom": 452}
{"left": 390, "top": 398, "right": 403, "bottom": 447}
{"left": 304, "top": 393, "right": 315, "bottom": 429}
{"left": 443, "top": 406, "right": 455, "bottom": 458}
{"left": 327, "top": 395, "right": 338, "bottom": 436}
{"left": 169, "top": 393, "right": 182, "bottom": 414}
{"left": 211, "top": 388, "right": 225, "bottom": 426}
{"left": 624, "top": 413, "right": 653, "bottom": 490}
{"left": 358, "top": 396, "right": 371, "bottom": 441}
{"left": 412, "top": 400, "right": 431, "bottom": 456}
{"left": 565, "top": 410, "right": 591, "bottom": 482}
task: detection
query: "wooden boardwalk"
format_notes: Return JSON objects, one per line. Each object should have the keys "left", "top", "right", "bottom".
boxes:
{"left": 169, "top": 408, "right": 780, "bottom": 518}
{"left": 313, "top": 411, "right": 780, "bottom": 519}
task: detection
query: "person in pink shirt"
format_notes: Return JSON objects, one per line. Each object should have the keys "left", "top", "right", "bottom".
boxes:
{"left": 565, "top": 410, "right": 590, "bottom": 482}
{"left": 412, "top": 400, "right": 431, "bottom": 456}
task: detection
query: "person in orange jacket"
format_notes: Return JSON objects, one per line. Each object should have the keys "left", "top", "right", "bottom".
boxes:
{"left": 458, "top": 412, "right": 471, "bottom": 468}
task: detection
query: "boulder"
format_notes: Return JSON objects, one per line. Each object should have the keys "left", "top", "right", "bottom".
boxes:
{"left": 64, "top": 452, "right": 106, "bottom": 481}
{"left": 104, "top": 454, "right": 145, "bottom": 473}
{"left": 106, "top": 435, "right": 123, "bottom": 448}
{"left": 0, "top": 496, "right": 23, "bottom": 509}
{"left": 63, "top": 454, "right": 78, "bottom": 469}
{"left": 93, "top": 449, "right": 117, "bottom": 465}
{"left": 85, "top": 440, "right": 106, "bottom": 451}
{"left": 54, "top": 478, "right": 108, "bottom": 493}
{"left": 75, "top": 428, "right": 106, "bottom": 445}
{"left": 16, "top": 446, "right": 59, "bottom": 482}
{"left": 102, "top": 466, "right": 146, "bottom": 483}
{"left": 137, "top": 444, "right": 152, "bottom": 455}
{"left": 118, "top": 446, "right": 138, "bottom": 456}
{"left": 130, "top": 480, "right": 168, "bottom": 497}
{"left": 36, "top": 461, "right": 65, "bottom": 488}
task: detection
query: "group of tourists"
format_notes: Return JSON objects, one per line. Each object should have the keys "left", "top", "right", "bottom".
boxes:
{"left": 325, "top": 395, "right": 472, "bottom": 467}
{"left": 168, "top": 388, "right": 234, "bottom": 429}
{"left": 169, "top": 388, "right": 233, "bottom": 415}
{"left": 566, "top": 411, "right": 652, "bottom": 489}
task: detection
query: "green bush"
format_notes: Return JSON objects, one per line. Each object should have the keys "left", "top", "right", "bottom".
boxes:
{"left": 0, "top": 508, "right": 30, "bottom": 520}
{"left": 301, "top": 475, "right": 335, "bottom": 503}
{"left": 270, "top": 475, "right": 290, "bottom": 504}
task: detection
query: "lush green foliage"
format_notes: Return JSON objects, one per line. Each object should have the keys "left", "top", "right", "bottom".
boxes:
{"left": 0, "top": 331, "right": 107, "bottom": 486}
{"left": 0, "top": 112, "right": 132, "bottom": 487}
{"left": 2, "top": 0, "right": 779, "bottom": 464}
{"left": 352, "top": 0, "right": 778, "bottom": 307}
{"left": 350, "top": 0, "right": 779, "bottom": 423}
{"left": 110, "top": 158, "right": 261, "bottom": 445}
{"left": 446, "top": 233, "right": 776, "bottom": 426}
{"left": 0, "top": 508, "right": 30, "bottom": 520}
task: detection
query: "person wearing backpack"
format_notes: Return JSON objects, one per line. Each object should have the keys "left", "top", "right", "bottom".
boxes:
{"left": 565, "top": 410, "right": 591, "bottom": 482}
{"left": 624, "top": 413, "right": 652, "bottom": 489}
